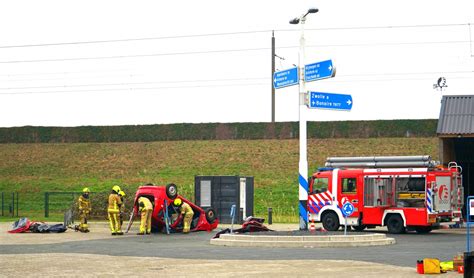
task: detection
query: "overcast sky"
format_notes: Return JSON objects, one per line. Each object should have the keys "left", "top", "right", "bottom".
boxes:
{"left": 0, "top": 0, "right": 473, "bottom": 127}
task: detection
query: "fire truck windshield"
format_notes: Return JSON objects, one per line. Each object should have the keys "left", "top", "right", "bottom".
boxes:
{"left": 312, "top": 177, "right": 328, "bottom": 194}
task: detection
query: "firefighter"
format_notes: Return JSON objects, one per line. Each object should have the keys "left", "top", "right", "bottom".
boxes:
{"left": 77, "top": 187, "right": 91, "bottom": 233}
{"left": 108, "top": 185, "right": 123, "bottom": 235}
{"left": 118, "top": 190, "right": 126, "bottom": 228}
{"left": 173, "top": 198, "right": 194, "bottom": 233}
{"left": 137, "top": 196, "right": 153, "bottom": 235}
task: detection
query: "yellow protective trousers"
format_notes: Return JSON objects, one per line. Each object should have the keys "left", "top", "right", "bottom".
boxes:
{"left": 79, "top": 210, "right": 89, "bottom": 232}
{"left": 139, "top": 209, "right": 152, "bottom": 234}
{"left": 108, "top": 211, "right": 120, "bottom": 233}
{"left": 183, "top": 214, "right": 193, "bottom": 233}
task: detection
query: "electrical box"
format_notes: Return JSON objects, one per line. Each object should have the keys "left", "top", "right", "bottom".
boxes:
{"left": 195, "top": 176, "right": 254, "bottom": 224}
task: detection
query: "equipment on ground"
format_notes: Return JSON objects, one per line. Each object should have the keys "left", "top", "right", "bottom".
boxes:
{"left": 308, "top": 156, "right": 463, "bottom": 234}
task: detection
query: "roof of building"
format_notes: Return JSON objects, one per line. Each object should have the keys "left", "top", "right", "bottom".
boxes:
{"left": 437, "top": 95, "right": 474, "bottom": 136}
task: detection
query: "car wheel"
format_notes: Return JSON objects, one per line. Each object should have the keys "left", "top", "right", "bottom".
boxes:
{"left": 414, "top": 226, "right": 432, "bottom": 234}
{"left": 386, "top": 214, "right": 406, "bottom": 234}
{"left": 322, "top": 211, "right": 340, "bottom": 231}
{"left": 205, "top": 208, "right": 217, "bottom": 224}
{"left": 166, "top": 183, "right": 178, "bottom": 199}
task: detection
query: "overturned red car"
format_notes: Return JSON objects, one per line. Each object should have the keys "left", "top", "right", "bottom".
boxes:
{"left": 129, "top": 183, "right": 218, "bottom": 233}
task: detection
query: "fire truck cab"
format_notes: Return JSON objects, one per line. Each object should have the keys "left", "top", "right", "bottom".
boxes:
{"left": 308, "top": 156, "right": 463, "bottom": 234}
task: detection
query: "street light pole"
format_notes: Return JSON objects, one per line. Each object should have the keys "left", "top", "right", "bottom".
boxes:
{"left": 290, "top": 8, "right": 318, "bottom": 230}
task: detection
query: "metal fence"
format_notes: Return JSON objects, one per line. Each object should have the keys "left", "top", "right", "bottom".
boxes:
{"left": 45, "top": 191, "right": 134, "bottom": 219}
{"left": 1, "top": 192, "right": 19, "bottom": 217}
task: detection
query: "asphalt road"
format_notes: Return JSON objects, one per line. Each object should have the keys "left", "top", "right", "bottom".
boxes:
{"left": 0, "top": 228, "right": 467, "bottom": 267}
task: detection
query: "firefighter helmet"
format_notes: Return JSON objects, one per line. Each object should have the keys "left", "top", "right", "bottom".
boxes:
{"left": 173, "top": 198, "right": 182, "bottom": 207}
{"left": 112, "top": 185, "right": 121, "bottom": 193}
{"left": 82, "top": 187, "right": 90, "bottom": 193}
{"left": 118, "top": 190, "right": 126, "bottom": 197}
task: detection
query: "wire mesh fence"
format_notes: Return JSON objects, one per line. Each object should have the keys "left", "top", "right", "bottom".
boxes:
{"left": 0, "top": 191, "right": 135, "bottom": 222}
{"left": 46, "top": 191, "right": 135, "bottom": 220}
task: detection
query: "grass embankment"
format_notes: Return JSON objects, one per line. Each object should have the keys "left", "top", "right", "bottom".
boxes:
{"left": 0, "top": 138, "right": 438, "bottom": 222}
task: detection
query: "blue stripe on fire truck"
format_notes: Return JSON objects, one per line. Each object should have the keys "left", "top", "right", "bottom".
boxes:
{"left": 426, "top": 188, "right": 432, "bottom": 213}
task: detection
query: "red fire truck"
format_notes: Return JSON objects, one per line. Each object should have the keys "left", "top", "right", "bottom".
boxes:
{"left": 308, "top": 156, "right": 463, "bottom": 234}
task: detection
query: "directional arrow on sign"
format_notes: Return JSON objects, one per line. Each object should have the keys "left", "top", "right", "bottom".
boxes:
{"left": 273, "top": 67, "right": 298, "bottom": 89}
{"left": 307, "top": 91, "right": 353, "bottom": 111}
{"left": 305, "top": 60, "right": 336, "bottom": 82}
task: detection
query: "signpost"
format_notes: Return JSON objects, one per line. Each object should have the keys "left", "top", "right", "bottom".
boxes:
{"left": 342, "top": 202, "right": 355, "bottom": 236}
{"left": 230, "top": 204, "right": 236, "bottom": 233}
{"left": 273, "top": 67, "right": 298, "bottom": 89}
{"left": 305, "top": 59, "right": 336, "bottom": 82}
{"left": 307, "top": 91, "right": 353, "bottom": 111}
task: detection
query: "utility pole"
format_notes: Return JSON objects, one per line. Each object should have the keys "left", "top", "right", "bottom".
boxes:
{"left": 290, "top": 8, "right": 319, "bottom": 230}
{"left": 271, "top": 31, "right": 275, "bottom": 122}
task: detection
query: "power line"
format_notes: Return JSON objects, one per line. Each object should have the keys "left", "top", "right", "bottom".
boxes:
{"left": 0, "top": 39, "right": 470, "bottom": 64}
{"left": 0, "top": 30, "right": 271, "bottom": 49}
{"left": 0, "top": 82, "right": 268, "bottom": 95}
{"left": 1, "top": 71, "right": 472, "bottom": 91}
{"left": 0, "top": 77, "right": 267, "bottom": 90}
{"left": 0, "top": 47, "right": 269, "bottom": 64}
{"left": 0, "top": 68, "right": 128, "bottom": 77}
{"left": 0, "top": 23, "right": 470, "bottom": 49}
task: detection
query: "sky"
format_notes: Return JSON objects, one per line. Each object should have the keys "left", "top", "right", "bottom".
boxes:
{"left": 0, "top": 0, "right": 473, "bottom": 127}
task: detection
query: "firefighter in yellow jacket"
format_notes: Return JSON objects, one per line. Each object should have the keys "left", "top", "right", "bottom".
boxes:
{"left": 173, "top": 198, "right": 194, "bottom": 233}
{"left": 77, "top": 187, "right": 91, "bottom": 233}
{"left": 108, "top": 185, "right": 123, "bottom": 235}
{"left": 137, "top": 196, "right": 153, "bottom": 235}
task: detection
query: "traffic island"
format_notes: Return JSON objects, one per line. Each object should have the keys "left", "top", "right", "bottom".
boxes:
{"left": 210, "top": 232, "right": 395, "bottom": 248}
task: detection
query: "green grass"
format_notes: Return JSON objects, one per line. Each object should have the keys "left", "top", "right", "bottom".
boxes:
{"left": 0, "top": 137, "right": 438, "bottom": 222}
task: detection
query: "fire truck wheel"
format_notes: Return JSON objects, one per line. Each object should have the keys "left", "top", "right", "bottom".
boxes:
{"left": 322, "top": 211, "right": 340, "bottom": 231}
{"left": 166, "top": 183, "right": 178, "bottom": 199}
{"left": 414, "top": 226, "right": 432, "bottom": 234}
{"left": 386, "top": 214, "right": 406, "bottom": 234}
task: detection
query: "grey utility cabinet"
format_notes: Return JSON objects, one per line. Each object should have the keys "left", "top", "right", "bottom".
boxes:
{"left": 194, "top": 176, "right": 254, "bottom": 224}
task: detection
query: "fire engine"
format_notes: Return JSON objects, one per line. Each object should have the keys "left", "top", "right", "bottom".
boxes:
{"left": 307, "top": 156, "right": 463, "bottom": 234}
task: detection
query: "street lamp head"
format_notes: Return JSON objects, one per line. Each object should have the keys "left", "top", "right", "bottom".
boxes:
{"left": 289, "top": 18, "right": 300, "bottom": 24}
{"left": 307, "top": 8, "right": 319, "bottom": 14}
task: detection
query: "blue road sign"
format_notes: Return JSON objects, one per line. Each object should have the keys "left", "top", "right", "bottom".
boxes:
{"left": 273, "top": 67, "right": 298, "bottom": 89}
{"left": 308, "top": 91, "right": 353, "bottom": 111}
{"left": 305, "top": 60, "right": 336, "bottom": 82}
{"left": 342, "top": 202, "right": 355, "bottom": 217}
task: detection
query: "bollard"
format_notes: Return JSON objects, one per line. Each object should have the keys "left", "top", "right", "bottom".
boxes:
{"left": 230, "top": 205, "right": 236, "bottom": 233}
{"left": 239, "top": 208, "right": 244, "bottom": 224}
{"left": 45, "top": 192, "right": 49, "bottom": 218}
{"left": 11, "top": 192, "right": 14, "bottom": 217}
{"left": 268, "top": 207, "right": 273, "bottom": 225}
